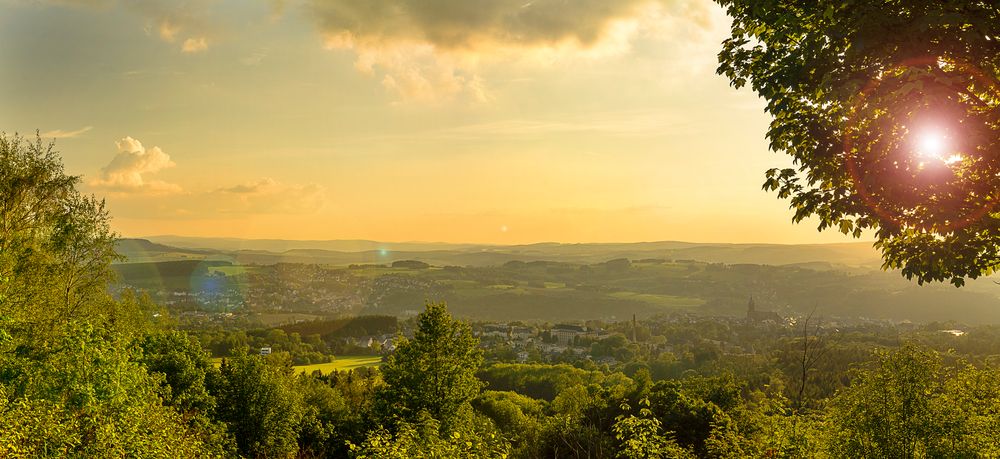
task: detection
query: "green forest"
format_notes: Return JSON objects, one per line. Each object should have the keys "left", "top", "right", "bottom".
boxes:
{"left": 5, "top": 133, "right": 1000, "bottom": 457}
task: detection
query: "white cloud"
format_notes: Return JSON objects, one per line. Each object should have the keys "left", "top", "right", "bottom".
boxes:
{"left": 40, "top": 126, "right": 93, "bottom": 139}
{"left": 90, "top": 136, "right": 182, "bottom": 194}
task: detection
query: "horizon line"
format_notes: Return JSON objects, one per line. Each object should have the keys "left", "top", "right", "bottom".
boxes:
{"left": 127, "top": 234, "right": 878, "bottom": 247}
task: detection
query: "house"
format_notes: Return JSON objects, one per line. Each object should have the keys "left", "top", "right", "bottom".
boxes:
{"left": 260, "top": 347, "right": 272, "bottom": 356}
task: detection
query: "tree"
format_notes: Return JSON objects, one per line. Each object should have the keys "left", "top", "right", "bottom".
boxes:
{"left": 348, "top": 412, "right": 509, "bottom": 459}
{"left": 0, "top": 322, "right": 219, "bottom": 457}
{"left": 827, "top": 345, "right": 980, "bottom": 457}
{"left": 296, "top": 375, "right": 350, "bottom": 457}
{"left": 378, "top": 301, "right": 483, "bottom": 431}
{"left": 139, "top": 330, "right": 218, "bottom": 416}
{"left": 212, "top": 351, "right": 304, "bottom": 458}
{"left": 0, "top": 134, "right": 119, "bottom": 332}
{"left": 0, "top": 134, "right": 218, "bottom": 456}
{"left": 613, "top": 398, "right": 693, "bottom": 459}
{"left": 716, "top": 1, "right": 1000, "bottom": 285}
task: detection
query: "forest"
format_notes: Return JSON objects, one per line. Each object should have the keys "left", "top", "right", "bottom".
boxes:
{"left": 4, "top": 133, "right": 1000, "bottom": 457}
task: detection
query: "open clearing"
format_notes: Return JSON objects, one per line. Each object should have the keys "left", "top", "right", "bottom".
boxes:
{"left": 294, "top": 355, "right": 382, "bottom": 374}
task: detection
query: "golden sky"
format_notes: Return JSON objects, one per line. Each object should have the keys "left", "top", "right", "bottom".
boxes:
{"left": 0, "top": 0, "right": 859, "bottom": 244}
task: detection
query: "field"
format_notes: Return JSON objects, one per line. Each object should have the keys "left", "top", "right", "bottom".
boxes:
{"left": 208, "top": 265, "right": 260, "bottom": 276}
{"left": 212, "top": 355, "right": 382, "bottom": 373}
{"left": 293, "top": 355, "right": 383, "bottom": 374}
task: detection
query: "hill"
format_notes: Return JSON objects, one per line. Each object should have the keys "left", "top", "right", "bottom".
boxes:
{"left": 132, "top": 236, "right": 884, "bottom": 269}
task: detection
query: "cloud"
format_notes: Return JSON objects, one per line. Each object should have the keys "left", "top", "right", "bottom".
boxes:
{"left": 307, "top": 0, "right": 714, "bottom": 101}
{"left": 40, "top": 126, "right": 93, "bottom": 139}
{"left": 90, "top": 136, "right": 182, "bottom": 194}
{"left": 218, "top": 177, "right": 278, "bottom": 194}
{"left": 212, "top": 178, "right": 327, "bottom": 214}
{"left": 48, "top": 0, "right": 216, "bottom": 52}
{"left": 158, "top": 19, "right": 180, "bottom": 42}
{"left": 182, "top": 37, "right": 209, "bottom": 53}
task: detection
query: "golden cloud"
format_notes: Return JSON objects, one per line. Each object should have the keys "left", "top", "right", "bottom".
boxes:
{"left": 307, "top": 0, "right": 713, "bottom": 101}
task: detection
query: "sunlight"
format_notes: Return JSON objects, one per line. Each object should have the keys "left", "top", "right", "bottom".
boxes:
{"left": 912, "top": 127, "right": 965, "bottom": 166}
{"left": 915, "top": 129, "right": 948, "bottom": 159}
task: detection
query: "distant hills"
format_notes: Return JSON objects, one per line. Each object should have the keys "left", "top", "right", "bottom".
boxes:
{"left": 112, "top": 236, "right": 1000, "bottom": 324}
{"left": 120, "top": 236, "right": 886, "bottom": 269}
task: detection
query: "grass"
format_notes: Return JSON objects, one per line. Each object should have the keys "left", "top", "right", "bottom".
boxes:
{"left": 293, "top": 355, "right": 383, "bottom": 375}
{"left": 212, "top": 355, "right": 382, "bottom": 374}
{"left": 208, "top": 265, "right": 258, "bottom": 276}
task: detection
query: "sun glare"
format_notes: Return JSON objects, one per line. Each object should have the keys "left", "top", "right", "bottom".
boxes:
{"left": 911, "top": 128, "right": 964, "bottom": 165}
{"left": 916, "top": 130, "right": 947, "bottom": 158}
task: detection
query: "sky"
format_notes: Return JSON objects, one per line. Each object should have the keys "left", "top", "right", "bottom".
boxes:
{"left": 1, "top": 0, "right": 860, "bottom": 245}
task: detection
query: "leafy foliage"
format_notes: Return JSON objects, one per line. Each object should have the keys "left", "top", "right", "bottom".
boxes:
{"left": 613, "top": 398, "right": 692, "bottom": 459}
{"left": 349, "top": 411, "right": 510, "bottom": 459}
{"left": 213, "top": 351, "right": 304, "bottom": 458}
{"left": 0, "top": 322, "right": 216, "bottom": 457}
{"left": 716, "top": 0, "right": 1000, "bottom": 285}
{"left": 0, "top": 134, "right": 119, "bottom": 329}
{"left": 378, "top": 301, "right": 484, "bottom": 430}
{"left": 828, "top": 345, "right": 1000, "bottom": 457}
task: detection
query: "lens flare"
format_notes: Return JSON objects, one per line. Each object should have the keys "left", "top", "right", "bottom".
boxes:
{"left": 915, "top": 129, "right": 948, "bottom": 159}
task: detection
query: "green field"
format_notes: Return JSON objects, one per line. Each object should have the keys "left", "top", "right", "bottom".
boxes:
{"left": 293, "top": 355, "right": 382, "bottom": 374}
{"left": 213, "top": 355, "right": 382, "bottom": 373}
{"left": 208, "top": 265, "right": 259, "bottom": 276}
{"left": 606, "top": 291, "right": 705, "bottom": 309}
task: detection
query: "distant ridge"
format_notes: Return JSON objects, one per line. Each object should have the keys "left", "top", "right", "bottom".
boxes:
{"left": 124, "top": 236, "right": 884, "bottom": 269}
{"left": 141, "top": 235, "right": 481, "bottom": 253}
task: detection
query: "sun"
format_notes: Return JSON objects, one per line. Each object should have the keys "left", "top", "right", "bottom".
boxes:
{"left": 913, "top": 128, "right": 962, "bottom": 165}
{"left": 916, "top": 129, "right": 947, "bottom": 158}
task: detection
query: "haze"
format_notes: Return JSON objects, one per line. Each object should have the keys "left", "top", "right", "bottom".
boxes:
{"left": 2, "top": 0, "right": 856, "bottom": 245}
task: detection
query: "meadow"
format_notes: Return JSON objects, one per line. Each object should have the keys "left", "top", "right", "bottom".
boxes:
{"left": 293, "top": 356, "right": 383, "bottom": 374}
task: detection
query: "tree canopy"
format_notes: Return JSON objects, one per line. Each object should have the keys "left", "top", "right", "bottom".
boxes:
{"left": 716, "top": 0, "right": 1000, "bottom": 285}
{"left": 378, "top": 301, "right": 483, "bottom": 430}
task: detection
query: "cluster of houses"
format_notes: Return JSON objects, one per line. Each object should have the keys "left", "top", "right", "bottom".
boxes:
{"left": 344, "top": 334, "right": 400, "bottom": 354}
{"left": 473, "top": 322, "right": 619, "bottom": 362}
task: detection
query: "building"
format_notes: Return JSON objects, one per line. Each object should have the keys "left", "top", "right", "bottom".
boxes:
{"left": 480, "top": 323, "right": 510, "bottom": 338}
{"left": 745, "top": 296, "right": 781, "bottom": 325}
{"left": 260, "top": 347, "right": 272, "bottom": 356}
{"left": 511, "top": 326, "right": 535, "bottom": 340}
{"left": 551, "top": 324, "right": 587, "bottom": 345}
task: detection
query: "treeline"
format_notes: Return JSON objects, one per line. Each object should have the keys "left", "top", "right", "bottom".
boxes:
{"left": 189, "top": 315, "right": 398, "bottom": 364}
{"left": 279, "top": 315, "right": 398, "bottom": 339}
